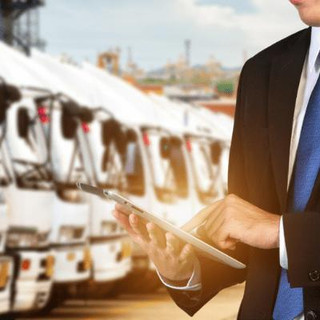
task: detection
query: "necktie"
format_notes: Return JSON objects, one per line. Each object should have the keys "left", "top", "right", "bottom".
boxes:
{"left": 273, "top": 71, "right": 320, "bottom": 319}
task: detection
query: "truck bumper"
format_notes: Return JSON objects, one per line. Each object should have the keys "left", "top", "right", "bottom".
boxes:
{"left": 53, "top": 245, "right": 90, "bottom": 283}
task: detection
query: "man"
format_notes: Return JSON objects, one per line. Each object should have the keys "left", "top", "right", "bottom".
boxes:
{"left": 113, "top": 0, "right": 320, "bottom": 319}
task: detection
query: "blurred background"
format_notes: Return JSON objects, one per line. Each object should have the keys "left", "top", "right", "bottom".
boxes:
{"left": 0, "top": 1, "right": 305, "bottom": 319}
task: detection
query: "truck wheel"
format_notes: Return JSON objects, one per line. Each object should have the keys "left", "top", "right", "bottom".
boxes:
{"left": 75, "top": 280, "right": 117, "bottom": 299}
{"left": 37, "top": 285, "right": 67, "bottom": 315}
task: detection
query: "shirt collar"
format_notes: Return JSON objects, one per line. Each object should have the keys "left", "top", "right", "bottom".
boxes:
{"left": 308, "top": 27, "right": 320, "bottom": 75}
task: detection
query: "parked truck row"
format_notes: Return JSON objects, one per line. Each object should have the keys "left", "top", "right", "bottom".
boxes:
{"left": 0, "top": 42, "right": 233, "bottom": 318}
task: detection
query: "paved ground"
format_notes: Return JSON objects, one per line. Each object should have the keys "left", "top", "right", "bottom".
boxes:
{"left": 19, "top": 284, "right": 244, "bottom": 320}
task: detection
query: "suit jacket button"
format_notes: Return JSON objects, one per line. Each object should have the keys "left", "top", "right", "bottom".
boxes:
{"left": 306, "top": 310, "right": 317, "bottom": 320}
{"left": 309, "top": 270, "right": 320, "bottom": 282}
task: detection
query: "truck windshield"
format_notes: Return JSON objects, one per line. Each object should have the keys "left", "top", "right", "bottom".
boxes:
{"left": 5, "top": 104, "right": 52, "bottom": 190}
{"left": 123, "top": 130, "right": 145, "bottom": 196}
{"left": 0, "top": 158, "right": 10, "bottom": 187}
{"left": 186, "top": 136, "right": 219, "bottom": 204}
{"left": 33, "top": 99, "right": 90, "bottom": 202}
{"left": 0, "top": 128, "right": 12, "bottom": 187}
{"left": 48, "top": 106, "right": 87, "bottom": 187}
{"left": 168, "top": 137, "right": 188, "bottom": 198}
{"left": 143, "top": 129, "right": 188, "bottom": 203}
{"left": 84, "top": 119, "right": 127, "bottom": 190}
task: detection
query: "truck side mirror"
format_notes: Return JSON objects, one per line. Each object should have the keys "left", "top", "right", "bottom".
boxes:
{"left": 210, "top": 141, "right": 222, "bottom": 165}
{"left": 160, "top": 137, "right": 170, "bottom": 158}
{"left": 170, "top": 136, "right": 182, "bottom": 147}
{"left": 115, "top": 126, "right": 127, "bottom": 155}
{"left": 126, "top": 129, "right": 137, "bottom": 143}
{"left": 79, "top": 107, "right": 93, "bottom": 123}
{"left": 102, "top": 119, "right": 118, "bottom": 146}
{"left": 0, "top": 102, "right": 6, "bottom": 124}
{"left": 0, "top": 84, "right": 21, "bottom": 124}
{"left": 17, "top": 108, "right": 31, "bottom": 139}
{"left": 61, "top": 105, "right": 78, "bottom": 139}
{"left": 102, "top": 119, "right": 127, "bottom": 154}
{"left": 6, "top": 85, "right": 21, "bottom": 103}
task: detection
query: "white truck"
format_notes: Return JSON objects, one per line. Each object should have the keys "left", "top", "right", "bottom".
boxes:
{"left": 76, "top": 110, "right": 132, "bottom": 294}
{"left": 4, "top": 92, "right": 55, "bottom": 313}
{"left": 194, "top": 107, "right": 234, "bottom": 195}
{"left": 0, "top": 81, "right": 17, "bottom": 316}
{"left": 34, "top": 94, "right": 91, "bottom": 305}
{"left": 0, "top": 45, "right": 92, "bottom": 308}
{"left": 82, "top": 64, "right": 199, "bottom": 292}
{"left": 0, "top": 43, "right": 56, "bottom": 314}
{"left": 31, "top": 50, "right": 132, "bottom": 297}
{"left": 150, "top": 94, "right": 230, "bottom": 211}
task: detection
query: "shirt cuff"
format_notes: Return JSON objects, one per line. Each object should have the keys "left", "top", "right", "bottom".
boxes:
{"left": 279, "top": 215, "right": 288, "bottom": 270}
{"left": 156, "top": 258, "right": 202, "bottom": 291}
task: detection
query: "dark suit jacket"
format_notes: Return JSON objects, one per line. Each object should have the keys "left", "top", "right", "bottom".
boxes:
{"left": 167, "top": 27, "right": 320, "bottom": 320}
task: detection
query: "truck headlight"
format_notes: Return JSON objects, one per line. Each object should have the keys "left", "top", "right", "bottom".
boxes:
{"left": 100, "top": 221, "right": 118, "bottom": 236}
{"left": 7, "top": 231, "right": 38, "bottom": 248}
{"left": 6, "top": 229, "right": 49, "bottom": 248}
{"left": 0, "top": 261, "right": 9, "bottom": 288}
{"left": 45, "top": 255, "right": 55, "bottom": 278}
{"left": 121, "top": 239, "right": 132, "bottom": 259}
{"left": 83, "top": 247, "right": 91, "bottom": 271}
{"left": 59, "top": 226, "right": 84, "bottom": 243}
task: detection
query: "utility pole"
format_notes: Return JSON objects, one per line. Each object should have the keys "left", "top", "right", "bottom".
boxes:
{"left": 185, "top": 39, "right": 191, "bottom": 67}
{"left": 127, "top": 47, "right": 132, "bottom": 64}
{"left": 127, "top": 46, "right": 133, "bottom": 72}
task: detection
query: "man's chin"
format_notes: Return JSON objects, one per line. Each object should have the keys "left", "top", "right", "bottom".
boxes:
{"left": 298, "top": 11, "right": 320, "bottom": 27}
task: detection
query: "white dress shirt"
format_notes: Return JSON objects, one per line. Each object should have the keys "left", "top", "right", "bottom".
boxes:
{"left": 159, "top": 26, "right": 320, "bottom": 320}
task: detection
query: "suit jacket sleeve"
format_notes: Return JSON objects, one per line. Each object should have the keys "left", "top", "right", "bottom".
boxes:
{"left": 283, "top": 210, "right": 320, "bottom": 287}
{"left": 166, "top": 62, "right": 250, "bottom": 317}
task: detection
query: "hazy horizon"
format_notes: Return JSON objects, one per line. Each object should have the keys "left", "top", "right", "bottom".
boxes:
{"left": 40, "top": 0, "right": 305, "bottom": 71}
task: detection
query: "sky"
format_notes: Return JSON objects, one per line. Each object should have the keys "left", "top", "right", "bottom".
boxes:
{"left": 40, "top": 0, "right": 306, "bottom": 71}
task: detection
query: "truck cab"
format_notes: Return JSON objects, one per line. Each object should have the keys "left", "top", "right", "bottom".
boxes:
{"left": 31, "top": 49, "right": 133, "bottom": 297}
{"left": 35, "top": 96, "right": 91, "bottom": 297}
{"left": 149, "top": 94, "right": 231, "bottom": 220}
{"left": 4, "top": 93, "right": 55, "bottom": 312}
{"left": 77, "top": 112, "right": 132, "bottom": 290}
{"left": 0, "top": 81, "right": 16, "bottom": 316}
{"left": 80, "top": 65, "right": 202, "bottom": 291}
{"left": 184, "top": 133, "right": 225, "bottom": 211}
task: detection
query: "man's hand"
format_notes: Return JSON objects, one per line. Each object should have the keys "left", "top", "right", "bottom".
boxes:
{"left": 113, "top": 203, "right": 196, "bottom": 282}
{"left": 184, "top": 194, "right": 280, "bottom": 251}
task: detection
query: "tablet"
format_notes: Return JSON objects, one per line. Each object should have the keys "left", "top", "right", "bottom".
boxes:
{"left": 77, "top": 182, "right": 246, "bottom": 269}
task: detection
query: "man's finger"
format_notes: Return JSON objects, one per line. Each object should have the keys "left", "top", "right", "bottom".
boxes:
{"left": 219, "top": 238, "right": 238, "bottom": 251}
{"left": 129, "top": 214, "right": 149, "bottom": 241}
{"left": 181, "top": 200, "right": 223, "bottom": 233}
{"left": 113, "top": 210, "right": 137, "bottom": 237}
{"left": 165, "top": 232, "right": 181, "bottom": 254}
{"left": 205, "top": 204, "right": 226, "bottom": 239}
{"left": 228, "top": 242, "right": 237, "bottom": 250}
{"left": 115, "top": 203, "right": 132, "bottom": 216}
{"left": 212, "top": 224, "right": 238, "bottom": 250}
{"left": 204, "top": 200, "right": 225, "bottom": 229}
{"left": 146, "top": 223, "right": 165, "bottom": 248}
{"left": 179, "top": 244, "right": 194, "bottom": 262}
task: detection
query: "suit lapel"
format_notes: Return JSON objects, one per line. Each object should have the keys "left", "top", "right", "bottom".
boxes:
{"left": 268, "top": 27, "right": 311, "bottom": 211}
